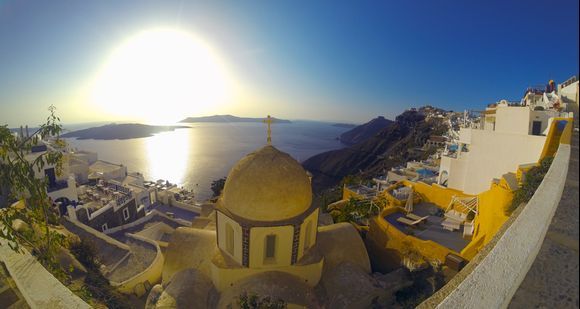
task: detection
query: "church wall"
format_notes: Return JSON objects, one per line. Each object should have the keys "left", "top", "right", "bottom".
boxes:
{"left": 249, "top": 225, "right": 294, "bottom": 268}
{"left": 210, "top": 256, "right": 324, "bottom": 291}
{"left": 297, "top": 208, "right": 319, "bottom": 261}
{"left": 216, "top": 211, "right": 243, "bottom": 265}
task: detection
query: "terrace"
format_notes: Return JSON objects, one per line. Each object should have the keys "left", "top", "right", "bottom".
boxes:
{"left": 384, "top": 202, "right": 470, "bottom": 253}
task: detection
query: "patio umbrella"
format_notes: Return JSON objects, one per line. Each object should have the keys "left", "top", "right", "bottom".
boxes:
{"left": 405, "top": 187, "right": 414, "bottom": 213}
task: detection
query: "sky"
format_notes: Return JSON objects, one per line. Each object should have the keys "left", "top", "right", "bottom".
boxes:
{"left": 0, "top": 0, "right": 578, "bottom": 127}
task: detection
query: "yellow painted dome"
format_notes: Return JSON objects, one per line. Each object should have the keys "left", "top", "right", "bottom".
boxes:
{"left": 222, "top": 145, "right": 312, "bottom": 222}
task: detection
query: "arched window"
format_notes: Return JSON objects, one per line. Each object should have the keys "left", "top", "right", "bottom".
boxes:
{"left": 225, "top": 223, "right": 234, "bottom": 255}
{"left": 304, "top": 221, "right": 313, "bottom": 250}
{"left": 264, "top": 234, "right": 277, "bottom": 263}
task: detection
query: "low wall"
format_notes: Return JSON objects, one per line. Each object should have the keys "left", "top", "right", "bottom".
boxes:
{"left": 0, "top": 238, "right": 91, "bottom": 308}
{"left": 170, "top": 200, "right": 201, "bottom": 214}
{"left": 419, "top": 143, "right": 570, "bottom": 308}
{"left": 110, "top": 233, "right": 165, "bottom": 296}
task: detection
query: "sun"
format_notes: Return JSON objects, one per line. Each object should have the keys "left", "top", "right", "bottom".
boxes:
{"left": 90, "top": 28, "right": 234, "bottom": 124}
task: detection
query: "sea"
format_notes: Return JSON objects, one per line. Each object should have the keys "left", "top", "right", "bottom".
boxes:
{"left": 64, "top": 121, "right": 350, "bottom": 200}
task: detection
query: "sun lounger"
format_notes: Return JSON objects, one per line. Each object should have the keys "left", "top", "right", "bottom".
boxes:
{"left": 406, "top": 213, "right": 427, "bottom": 222}
{"left": 444, "top": 209, "right": 467, "bottom": 223}
{"left": 441, "top": 218, "right": 461, "bottom": 231}
{"left": 397, "top": 215, "right": 429, "bottom": 227}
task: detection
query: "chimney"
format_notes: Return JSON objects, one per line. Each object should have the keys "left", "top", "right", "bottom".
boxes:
{"left": 25, "top": 125, "right": 29, "bottom": 139}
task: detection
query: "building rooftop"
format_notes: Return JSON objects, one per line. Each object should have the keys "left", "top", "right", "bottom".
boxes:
{"left": 89, "top": 160, "right": 124, "bottom": 173}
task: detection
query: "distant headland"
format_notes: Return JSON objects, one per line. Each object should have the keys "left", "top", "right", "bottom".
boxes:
{"left": 61, "top": 123, "right": 189, "bottom": 140}
{"left": 179, "top": 115, "right": 291, "bottom": 123}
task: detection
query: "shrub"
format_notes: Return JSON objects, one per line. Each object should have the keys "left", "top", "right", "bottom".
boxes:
{"left": 238, "top": 292, "right": 286, "bottom": 309}
{"left": 331, "top": 197, "right": 379, "bottom": 224}
{"left": 69, "top": 239, "right": 129, "bottom": 308}
{"left": 507, "top": 157, "right": 554, "bottom": 215}
{"left": 69, "top": 238, "right": 98, "bottom": 270}
{"left": 211, "top": 177, "right": 226, "bottom": 197}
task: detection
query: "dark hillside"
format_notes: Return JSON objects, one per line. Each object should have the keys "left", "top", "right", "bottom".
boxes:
{"left": 303, "top": 110, "right": 447, "bottom": 192}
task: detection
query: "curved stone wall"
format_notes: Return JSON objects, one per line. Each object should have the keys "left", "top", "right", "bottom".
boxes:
{"left": 110, "top": 233, "right": 165, "bottom": 296}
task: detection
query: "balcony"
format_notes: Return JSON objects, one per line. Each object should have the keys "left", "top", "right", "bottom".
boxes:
{"left": 47, "top": 180, "right": 68, "bottom": 193}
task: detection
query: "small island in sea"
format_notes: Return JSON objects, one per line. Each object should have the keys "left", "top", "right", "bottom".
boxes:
{"left": 179, "top": 114, "right": 291, "bottom": 123}
{"left": 61, "top": 123, "right": 190, "bottom": 140}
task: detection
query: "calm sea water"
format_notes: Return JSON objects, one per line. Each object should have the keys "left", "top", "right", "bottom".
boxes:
{"left": 64, "top": 121, "right": 349, "bottom": 200}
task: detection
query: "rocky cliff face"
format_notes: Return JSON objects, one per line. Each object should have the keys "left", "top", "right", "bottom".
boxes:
{"left": 339, "top": 116, "right": 393, "bottom": 145}
{"left": 303, "top": 110, "right": 447, "bottom": 192}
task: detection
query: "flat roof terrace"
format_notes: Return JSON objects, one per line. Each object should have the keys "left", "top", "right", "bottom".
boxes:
{"left": 385, "top": 202, "right": 470, "bottom": 253}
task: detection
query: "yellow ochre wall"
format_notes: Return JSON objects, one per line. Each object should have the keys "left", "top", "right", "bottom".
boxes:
{"left": 249, "top": 225, "right": 294, "bottom": 268}
{"left": 216, "top": 211, "right": 244, "bottom": 265}
{"left": 297, "top": 209, "right": 319, "bottom": 261}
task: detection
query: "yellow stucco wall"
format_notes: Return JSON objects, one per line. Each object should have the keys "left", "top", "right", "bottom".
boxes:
{"left": 112, "top": 234, "right": 165, "bottom": 296}
{"left": 401, "top": 180, "right": 472, "bottom": 208}
{"left": 342, "top": 185, "right": 362, "bottom": 200}
{"left": 210, "top": 257, "right": 324, "bottom": 291}
{"left": 460, "top": 183, "right": 511, "bottom": 260}
{"left": 297, "top": 209, "right": 319, "bottom": 261}
{"left": 540, "top": 117, "right": 574, "bottom": 159}
{"left": 249, "top": 225, "right": 294, "bottom": 268}
{"left": 372, "top": 207, "right": 457, "bottom": 264}
{"left": 216, "top": 211, "right": 243, "bottom": 265}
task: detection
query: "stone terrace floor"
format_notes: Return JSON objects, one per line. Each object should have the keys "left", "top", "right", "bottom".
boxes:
{"left": 510, "top": 129, "right": 579, "bottom": 308}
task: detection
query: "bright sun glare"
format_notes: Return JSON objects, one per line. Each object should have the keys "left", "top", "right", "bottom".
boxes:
{"left": 91, "top": 28, "right": 233, "bottom": 124}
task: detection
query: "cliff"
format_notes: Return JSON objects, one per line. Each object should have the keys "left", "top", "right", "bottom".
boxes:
{"left": 339, "top": 116, "right": 393, "bottom": 145}
{"left": 303, "top": 110, "right": 447, "bottom": 192}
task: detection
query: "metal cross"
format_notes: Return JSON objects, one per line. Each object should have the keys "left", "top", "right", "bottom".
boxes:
{"left": 263, "top": 115, "right": 273, "bottom": 145}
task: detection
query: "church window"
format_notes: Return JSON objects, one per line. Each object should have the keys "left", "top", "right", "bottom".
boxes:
{"left": 225, "top": 223, "right": 234, "bottom": 255}
{"left": 304, "top": 221, "right": 313, "bottom": 250}
{"left": 264, "top": 234, "right": 276, "bottom": 262}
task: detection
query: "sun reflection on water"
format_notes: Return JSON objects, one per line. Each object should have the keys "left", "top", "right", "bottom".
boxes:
{"left": 145, "top": 128, "right": 193, "bottom": 185}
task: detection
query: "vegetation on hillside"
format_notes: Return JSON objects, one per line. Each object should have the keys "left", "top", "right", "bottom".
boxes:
{"left": 69, "top": 239, "right": 129, "bottom": 308}
{"left": 329, "top": 197, "right": 381, "bottom": 225}
{"left": 0, "top": 105, "right": 67, "bottom": 272}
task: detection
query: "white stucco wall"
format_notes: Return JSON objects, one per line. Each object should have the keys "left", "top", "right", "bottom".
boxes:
{"left": 558, "top": 81, "right": 578, "bottom": 105}
{"left": 47, "top": 176, "right": 78, "bottom": 202}
{"left": 459, "top": 127, "right": 472, "bottom": 144}
{"left": 461, "top": 130, "right": 546, "bottom": 194}
{"left": 495, "top": 106, "right": 530, "bottom": 135}
{"left": 439, "top": 152, "right": 468, "bottom": 191}
{"left": 0, "top": 238, "right": 91, "bottom": 308}
{"left": 216, "top": 211, "right": 243, "bottom": 264}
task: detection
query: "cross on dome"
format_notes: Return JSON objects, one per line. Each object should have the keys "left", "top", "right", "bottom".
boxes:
{"left": 263, "top": 115, "right": 274, "bottom": 145}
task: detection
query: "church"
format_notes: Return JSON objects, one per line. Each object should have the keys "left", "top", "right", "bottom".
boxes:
{"left": 146, "top": 121, "right": 392, "bottom": 308}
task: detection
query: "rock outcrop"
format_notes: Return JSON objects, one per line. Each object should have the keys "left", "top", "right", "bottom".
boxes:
{"left": 339, "top": 116, "right": 393, "bottom": 145}
{"left": 303, "top": 110, "right": 447, "bottom": 191}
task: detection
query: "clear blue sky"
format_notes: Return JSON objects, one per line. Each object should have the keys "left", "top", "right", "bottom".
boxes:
{"left": 0, "top": 0, "right": 578, "bottom": 126}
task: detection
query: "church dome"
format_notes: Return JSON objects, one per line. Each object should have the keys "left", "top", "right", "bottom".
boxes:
{"left": 221, "top": 145, "right": 312, "bottom": 222}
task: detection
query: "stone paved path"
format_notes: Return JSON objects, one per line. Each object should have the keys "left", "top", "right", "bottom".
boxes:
{"left": 510, "top": 129, "right": 579, "bottom": 308}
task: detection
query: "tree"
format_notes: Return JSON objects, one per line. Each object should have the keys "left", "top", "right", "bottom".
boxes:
{"left": 0, "top": 105, "right": 66, "bottom": 271}
{"left": 211, "top": 177, "right": 226, "bottom": 197}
